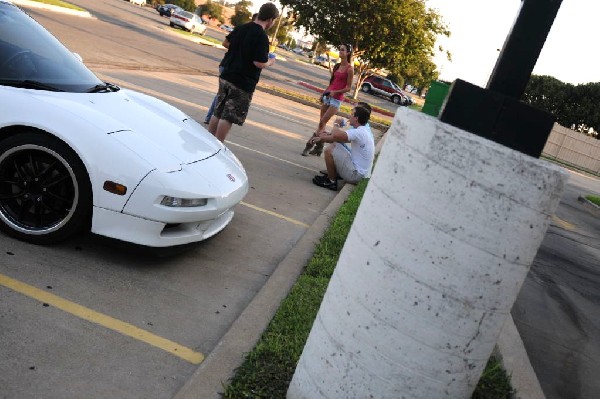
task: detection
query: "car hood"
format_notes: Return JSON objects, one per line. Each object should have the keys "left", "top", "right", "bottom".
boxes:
{"left": 28, "top": 88, "right": 223, "bottom": 169}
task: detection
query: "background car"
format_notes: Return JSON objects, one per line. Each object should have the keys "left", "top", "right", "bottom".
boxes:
{"left": 361, "top": 76, "right": 412, "bottom": 106}
{"left": 313, "top": 55, "right": 337, "bottom": 69}
{"left": 157, "top": 3, "right": 182, "bottom": 17}
{"left": 129, "top": 0, "right": 145, "bottom": 6}
{"left": 170, "top": 11, "right": 207, "bottom": 35}
{"left": 0, "top": 1, "right": 248, "bottom": 247}
{"left": 220, "top": 24, "right": 234, "bottom": 32}
{"left": 292, "top": 47, "right": 305, "bottom": 55}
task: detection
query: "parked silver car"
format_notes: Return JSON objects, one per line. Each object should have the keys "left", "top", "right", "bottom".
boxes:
{"left": 169, "top": 11, "right": 207, "bottom": 35}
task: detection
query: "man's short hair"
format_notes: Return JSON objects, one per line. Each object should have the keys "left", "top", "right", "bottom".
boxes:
{"left": 258, "top": 2, "right": 279, "bottom": 21}
{"left": 354, "top": 106, "right": 370, "bottom": 125}
{"left": 356, "top": 101, "right": 372, "bottom": 115}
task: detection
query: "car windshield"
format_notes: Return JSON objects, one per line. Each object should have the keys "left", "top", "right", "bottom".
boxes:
{"left": 0, "top": 1, "right": 103, "bottom": 92}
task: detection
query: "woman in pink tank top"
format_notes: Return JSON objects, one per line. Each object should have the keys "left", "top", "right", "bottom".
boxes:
{"left": 302, "top": 44, "right": 354, "bottom": 156}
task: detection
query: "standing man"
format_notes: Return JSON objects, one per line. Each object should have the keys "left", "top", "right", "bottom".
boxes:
{"left": 311, "top": 105, "right": 375, "bottom": 191}
{"left": 207, "top": 3, "right": 279, "bottom": 142}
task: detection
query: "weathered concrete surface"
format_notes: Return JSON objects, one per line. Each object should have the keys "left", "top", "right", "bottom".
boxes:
{"left": 288, "top": 108, "right": 568, "bottom": 398}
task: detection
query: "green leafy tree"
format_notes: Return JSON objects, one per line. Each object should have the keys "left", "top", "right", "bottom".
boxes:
{"left": 523, "top": 75, "right": 600, "bottom": 138}
{"left": 169, "top": 0, "right": 197, "bottom": 12}
{"left": 280, "top": 0, "right": 449, "bottom": 98}
{"left": 198, "top": 0, "right": 223, "bottom": 21}
{"left": 231, "top": 0, "right": 252, "bottom": 26}
{"left": 266, "top": 11, "right": 295, "bottom": 46}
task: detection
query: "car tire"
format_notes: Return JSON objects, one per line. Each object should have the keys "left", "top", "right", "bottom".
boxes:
{"left": 361, "top": 84, "right": 371, "bottom": 94}
{"left": 391, "top": 95, "right": 401, "bottom": 104}
{"left": 170, "top": 22, "right": 175, "bottom": 28}
{"left": 0, "top": 132, "right": 92, "bottom": 244}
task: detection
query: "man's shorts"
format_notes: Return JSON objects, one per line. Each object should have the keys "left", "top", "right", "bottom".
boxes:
{"left": 214, "top": 78, "right": 253, "bottom": 126}
{"left": 331, "top": 143, "right": 363, "bottom": 183}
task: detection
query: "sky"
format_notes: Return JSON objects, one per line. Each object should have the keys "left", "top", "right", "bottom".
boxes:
{"left": 426, "top": 0, "right": 600, "bottom": 87}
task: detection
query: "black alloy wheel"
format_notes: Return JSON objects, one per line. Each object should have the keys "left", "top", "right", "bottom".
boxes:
{"left": 0, "top": 132, "right": 92, "bottom": 244}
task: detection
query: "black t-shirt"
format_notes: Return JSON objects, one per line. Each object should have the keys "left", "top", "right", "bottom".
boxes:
{"left": 220, "top": 22, "right": 269, "bottom": 93}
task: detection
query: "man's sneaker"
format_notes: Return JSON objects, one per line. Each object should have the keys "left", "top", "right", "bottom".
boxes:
{"left": 319, "top": 170, "right": 341, "bottom": 180}
{"left": 313, "top": 175, "right": 338, "bottom": 191}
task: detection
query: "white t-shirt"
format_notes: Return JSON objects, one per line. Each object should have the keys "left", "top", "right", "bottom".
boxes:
{"left": 346, "top": 124, "right": 375, "bottom": 177}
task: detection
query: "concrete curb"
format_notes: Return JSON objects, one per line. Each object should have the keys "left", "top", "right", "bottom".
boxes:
{"left": 12, "top": 0, "right": 93, "bottom": 18}
{"left": 578, "top": 195, "right": 600, "bottom": 216}
{"left": 255, "top": 85, "right": 390, "bottom": 133}
{"left": 496, "top": 316, "right": 545, "bottom": 399}
{"left": 173, "top": 184, "right": 355, "bottom": 399}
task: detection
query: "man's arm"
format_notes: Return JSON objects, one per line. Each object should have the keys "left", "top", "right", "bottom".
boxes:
{"left": 222, "top": 38, "right": 230, "bottom": 48}
{"left": 310, "top": 126, "right": 349, "bottom": 144}
{"left": 253, "top": 58, "right": 275, "bottom": 69}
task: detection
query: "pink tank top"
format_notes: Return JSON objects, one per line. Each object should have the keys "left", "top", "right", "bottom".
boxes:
{"left": 327, "top": 65, "right": 350, "bottom": 100}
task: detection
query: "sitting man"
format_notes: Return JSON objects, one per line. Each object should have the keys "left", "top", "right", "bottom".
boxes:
{"left": 311, "top": 105, "right": 375, "bottom": 191}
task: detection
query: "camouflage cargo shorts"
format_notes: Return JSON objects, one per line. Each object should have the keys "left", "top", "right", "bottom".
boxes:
{"left": 213, "top": 78, "right": 253, "bottom": 126}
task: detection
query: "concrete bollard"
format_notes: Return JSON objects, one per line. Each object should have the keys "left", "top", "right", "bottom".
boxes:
{"left": 287, "top": 108, "right": 568, "bottom": 398}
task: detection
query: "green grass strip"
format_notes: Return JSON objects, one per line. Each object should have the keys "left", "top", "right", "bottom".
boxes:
{"left": 28, "top": 0, "right": 85, "bottom": 12}
{"left": 586, "top": 195, "right": 600, "bottom": 206}
{"left": 223, "top": 179, "right": 513, "bottom": 398}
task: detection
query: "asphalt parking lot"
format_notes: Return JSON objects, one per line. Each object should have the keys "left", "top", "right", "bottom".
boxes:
{"left": 0, "top": 64, "right": 386, "bottom": 398}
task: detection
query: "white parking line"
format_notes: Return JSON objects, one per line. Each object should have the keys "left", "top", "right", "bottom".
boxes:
{"left": 95, "top": 72, "right": 318, "bottom": 229}
{"left": 225, "top": 141, "right": 317, "bottom": 173}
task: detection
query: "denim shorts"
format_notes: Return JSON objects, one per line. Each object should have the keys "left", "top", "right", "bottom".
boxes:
{"left": 322, "top": 96, "right": 342, "bottom": 109}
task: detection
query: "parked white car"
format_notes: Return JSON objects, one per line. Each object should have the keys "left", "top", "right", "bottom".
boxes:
{"left": 0, "top": 0, "right": 248, "bottom": 247}
{"left": 129, "top": 0, "right": 145, "bottom": 6}
{"left": 170, "top": 11, "right": 207, "bottom": 35}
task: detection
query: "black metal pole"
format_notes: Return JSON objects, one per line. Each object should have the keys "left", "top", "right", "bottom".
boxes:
{"left": 486, "top": 0, "right": 563, "bottom": 99}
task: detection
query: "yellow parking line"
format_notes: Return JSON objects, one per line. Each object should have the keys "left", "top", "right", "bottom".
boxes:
{"left": 0, "top": 273, "right": 204, "bottom": 365}
{"left": 240, "top": 201, "right": 310, "bottom": 228}
{"left": 552, "top": 214, "right": 575, "bottom": 230}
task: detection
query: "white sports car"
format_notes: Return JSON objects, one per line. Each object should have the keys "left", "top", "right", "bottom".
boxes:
{"left": 0, "top": 1, "right": 248, "bottom": 247}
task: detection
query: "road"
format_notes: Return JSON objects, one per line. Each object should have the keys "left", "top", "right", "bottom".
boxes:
{"left": 2, "top": 1, "right": 599, "bottom": 398}
{"left": 512, "top": 171, "right": 600, "bottom": 398}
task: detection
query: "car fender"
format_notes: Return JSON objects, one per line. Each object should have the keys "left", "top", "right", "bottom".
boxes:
{"left": 0, "top": 86, "right": 158, "bottom": 212}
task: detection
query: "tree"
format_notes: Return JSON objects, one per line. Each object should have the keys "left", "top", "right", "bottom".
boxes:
{"left": 197, "top": 0, "right": 223, "bottom": 21}
{"left": 280, "top": 0, "right": 449, "bottom": 98}
{"left": 230, "top": 0, "right": 252, "bottom": 27}
{"left": 169, "top": 0, "right": 197, "bottom": 12}
{"left": 266, "top": 10, "right": 295, "bottom": 46}
{"left": 523, "top": 75, "right": 600, "bottom": 138}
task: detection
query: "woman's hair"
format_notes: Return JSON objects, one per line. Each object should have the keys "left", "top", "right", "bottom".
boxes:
{"left": 328, "top": 43, "right": 353, "bottom": 84}
{"left": 342, "top": 44, "right": 353, "bottom": 62}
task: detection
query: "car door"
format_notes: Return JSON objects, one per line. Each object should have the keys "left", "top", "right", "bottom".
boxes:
{"left": 371, "top": 77, "right": 387, "bottom": 97}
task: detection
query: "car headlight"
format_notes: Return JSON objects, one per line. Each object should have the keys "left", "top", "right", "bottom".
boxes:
{"left": 160, "top": 196, "right": 208, "bottom": 207}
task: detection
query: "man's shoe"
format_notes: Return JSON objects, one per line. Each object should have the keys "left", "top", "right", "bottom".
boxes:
{"left": 312, "top": 175, "right": 337, "bottom": 191}
{"left": 319, "top": 170, "right": 341, "bottom": 180}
